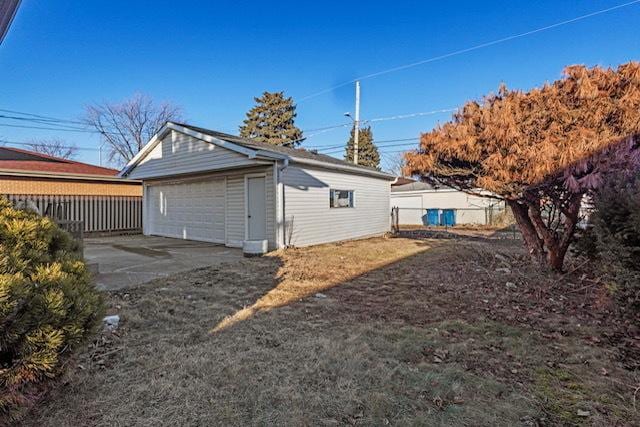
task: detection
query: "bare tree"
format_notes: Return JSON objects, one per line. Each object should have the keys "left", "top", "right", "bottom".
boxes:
{"left": 26, "top": 138, "right": 78, "bottom": 159}
{"left": 84, "top": 93, "right": 182, "bottom": 166}
{"left": 382, "top": 152, "right": 407, "bottom": 176}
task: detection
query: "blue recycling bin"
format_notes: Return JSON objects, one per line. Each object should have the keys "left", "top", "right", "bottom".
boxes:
{"left": 440, "top": 209, "right": 456, "bottom": 227}
{"left": 426, "top": 209, "right": 440, "bottom": 226}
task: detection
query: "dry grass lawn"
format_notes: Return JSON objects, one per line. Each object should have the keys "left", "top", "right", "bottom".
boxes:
{"left": 22, "top": 237, "right": 639, "bottom": 426}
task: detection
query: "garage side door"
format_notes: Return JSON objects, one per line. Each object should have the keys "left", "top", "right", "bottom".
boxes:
{"left": 147, "top": 179, "right": 225, "bottom": 243}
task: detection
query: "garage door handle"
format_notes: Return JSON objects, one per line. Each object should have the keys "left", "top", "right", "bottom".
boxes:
{"left": 248, "top": 215, "right": 252, "bottom": 218}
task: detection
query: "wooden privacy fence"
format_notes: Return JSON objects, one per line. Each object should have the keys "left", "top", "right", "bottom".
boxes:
{"left": 4, "top": 194, "right": 143, "bottom": 234}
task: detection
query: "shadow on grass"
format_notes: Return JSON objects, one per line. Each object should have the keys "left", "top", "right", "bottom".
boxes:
{"left": 397, "top": 224, "right": 522, "bottom": 241}
{"left": 211, "top": 238, "right": 435, "bottom": 332}
{"left": 206, "top": 236, "right": 637, "bottom": 425}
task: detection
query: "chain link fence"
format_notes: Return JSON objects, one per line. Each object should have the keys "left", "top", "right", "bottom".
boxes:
{"left": 391, "top": 206, "right": 520, "bottom": 239}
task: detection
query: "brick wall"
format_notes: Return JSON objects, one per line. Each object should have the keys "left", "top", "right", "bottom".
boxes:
{"left": 0, "top": 177, "right": 142, "bottom": 196}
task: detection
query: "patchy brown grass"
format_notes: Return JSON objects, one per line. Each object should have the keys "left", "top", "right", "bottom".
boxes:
{"left": 214, "top": 237, "right": 431, "bottom": 331}
{"left": 22, "top": 237, "right": 639, "bottom": 426}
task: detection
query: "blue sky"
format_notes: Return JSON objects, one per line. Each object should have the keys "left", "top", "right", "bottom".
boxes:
{"left": 1, "top": 0, "right": 639, "bottom": 169}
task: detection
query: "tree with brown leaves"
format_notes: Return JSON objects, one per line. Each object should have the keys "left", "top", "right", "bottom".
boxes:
{"left": 405, "top": 63, "right": 640, "bottom": 271}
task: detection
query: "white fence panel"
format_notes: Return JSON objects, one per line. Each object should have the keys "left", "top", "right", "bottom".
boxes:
{"left": 4, "top": 194, "right": 142, "bottom": 233}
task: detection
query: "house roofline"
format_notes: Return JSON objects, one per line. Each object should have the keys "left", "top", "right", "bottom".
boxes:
{"left": 288, "top": 157, "right": 395, "bottom": 180}
{"left": 121, "top": 122, "right": 396, "bottom": 180}
{"left": 0, "top": 168, "right": 141, "bottom": 183}
{"left": 120, "top": 122, "right": 282, "bottom": 177}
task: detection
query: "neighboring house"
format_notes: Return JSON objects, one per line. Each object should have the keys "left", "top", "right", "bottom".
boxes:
{"left": 119, "top": 122, "right": 395, "bottom": 249}
{"left": 391, "top": 180, "right": 504, "bottom": 226}
{"left": 1, "top": 147, "right": 142, "bottom": 232}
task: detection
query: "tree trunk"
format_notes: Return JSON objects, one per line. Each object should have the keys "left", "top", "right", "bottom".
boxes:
{"left": 548, "top": 192, "right": 583, "bottom": 272}
{"left": 547, "top": 247, "right": 566, "bottom": 272}
{"left": 507, "top": 200, "right": 546, "bottom": 264}
{"left": 509, "top": 194, "right": 583, "bottom": 272}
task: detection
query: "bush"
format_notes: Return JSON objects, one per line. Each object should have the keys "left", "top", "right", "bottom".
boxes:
{"left": 0, "top": 197, "right": 103, "bottom": 424}
{"left": 590, "top": 176, "right": 640, "bottom": 313}
{"left": 576, "top": 175, "right": 640, "bottom": 364}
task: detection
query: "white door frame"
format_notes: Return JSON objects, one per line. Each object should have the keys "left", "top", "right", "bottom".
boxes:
{"left": 223, "top": 176, "right": 228, "bottom": 245}
{"left": 244, "top": 172, "right": 267, "bottom": 241}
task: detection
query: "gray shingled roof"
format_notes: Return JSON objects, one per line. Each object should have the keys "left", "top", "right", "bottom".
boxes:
{"left": 173, "top": 122, "right": 388, "bottom": 175}
{"left": 391, "top": 181, "right": 438, "bottom": 192}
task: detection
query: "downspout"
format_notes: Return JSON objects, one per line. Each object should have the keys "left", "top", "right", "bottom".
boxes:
{"left": 278, "top": 158, "right": 289, "bottom": 248}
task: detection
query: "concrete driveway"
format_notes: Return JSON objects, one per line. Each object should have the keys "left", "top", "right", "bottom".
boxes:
{"left": 85, "top": 235, "right": 243, "bottom": 290}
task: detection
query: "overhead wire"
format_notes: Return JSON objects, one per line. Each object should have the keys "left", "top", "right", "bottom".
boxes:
{"left": 296, "top": 0, "right": 640, "bottom": 103}
{"left": 0, "top": 138, "right": 100, "bottom": 151}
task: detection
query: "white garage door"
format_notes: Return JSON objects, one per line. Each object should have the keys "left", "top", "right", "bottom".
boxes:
{"left": 147, "top": 179, "right": 225, "bottom": 243}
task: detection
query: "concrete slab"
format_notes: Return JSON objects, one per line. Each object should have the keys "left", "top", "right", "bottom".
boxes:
{"left": 84, "top": 235, "right": 243, "bottom": 290}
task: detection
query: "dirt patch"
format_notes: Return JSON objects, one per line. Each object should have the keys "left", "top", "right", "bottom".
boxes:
{"left": 398, "top": 225, "right": 520, "bottom": 240}
{"left": 23, "top": 237, "right": 639, "bottom": 426}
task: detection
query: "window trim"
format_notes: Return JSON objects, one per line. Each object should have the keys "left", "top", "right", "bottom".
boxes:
{"left": 329, "top": 189, "right": 355, "bottom": 208}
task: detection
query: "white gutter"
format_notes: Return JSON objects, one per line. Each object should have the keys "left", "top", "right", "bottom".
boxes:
{"left": 288, "top": 156, "right": 395, "bottom": 180}
{"left": 277, "top": 158, "right": 289, "bottom": 248}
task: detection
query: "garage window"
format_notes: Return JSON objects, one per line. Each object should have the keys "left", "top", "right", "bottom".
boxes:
{"left": 329, "top": 189, "right": 354, "bottom": 208}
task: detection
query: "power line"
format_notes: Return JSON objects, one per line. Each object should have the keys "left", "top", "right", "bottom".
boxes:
{"left": 0, "top": 108, "right": 138, "bottom": 135}
{"left": 366, "top": 108, "right": 456, "bottom": 123}
{"left": 303, "top": 107, "right": 453, "bottom": 150}
{"left": 0, "top": 115, "right": 98, "bottom": 132}
{"left": 3, "top": 105, "right": 326, "bottom": 133}
{"left": 302, "top": 123, "right": 351, "bottom": 133}
{"left": 0, "top": 122, "right": 106, "bottom": 133}
{"left": 0, "top": 108, "right": 87, "bottom": 125}
{"left": 297, "top": 0, "right": 640, "bottom": 103}
{"left": 0, "top": 119, "right": 121, "bottom": 135}
{"left": 314, "top": 137, "right": 418, "bottom": 152}
{"left": 321, "top": 143, "right": 418, "bottom": 155}
{"left": 0, "top": 138, "right": 100, "bottom": 151}
{"left": 374, "top": 141, "right": 419, "bottom": 149}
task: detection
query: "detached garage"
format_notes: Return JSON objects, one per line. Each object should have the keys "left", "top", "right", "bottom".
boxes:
{"left": 119, "top": 122, "right": 395, "bottom": 250}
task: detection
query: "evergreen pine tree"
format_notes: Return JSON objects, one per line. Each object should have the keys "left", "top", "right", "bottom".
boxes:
{"left": 344, "top": 126, "right": 380, "bottom": 169}
{"left": 239, "top": 91, "right": 304, "bottom": 146}
{"left": 0, "top": 197, "right": 103, "bottom": 423}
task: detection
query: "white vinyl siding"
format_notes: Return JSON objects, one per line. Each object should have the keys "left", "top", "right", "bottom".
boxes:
{"left": 225, "top": 176, "right": 245, "bottom": 247}
{"left": 128, "top": 130, "right": 267, "bottom": 180}
{"left": 129, "top": 127, "right": 395, "bottom": 251}
{"left": 143, "top": 166, "right": 277, "bottom": 249}
{"left": 282, "top": 165, "right": 390, "bottom": 247}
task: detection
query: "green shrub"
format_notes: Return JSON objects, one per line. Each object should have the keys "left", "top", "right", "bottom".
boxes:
{"left": 590, "top": 176, "right": 640, "bottom": 312}
{"left": 576, "top": 175, "right": 640, "bottom": 365}
{"left": 0, "top": 197, "right": 103, "bottom": 424}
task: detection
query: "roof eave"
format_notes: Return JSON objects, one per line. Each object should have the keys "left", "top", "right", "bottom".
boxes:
{"left": 120, "top": 122, "right": 394, "bottom": 180}
{"left": 288, "top": 156, "right": 395, "bottom": 180}
{"left": 120, "top": 122, "right": 270, "bottom": 177}
{"left": 0, "top": 168, "right": 141, "bottom": 183}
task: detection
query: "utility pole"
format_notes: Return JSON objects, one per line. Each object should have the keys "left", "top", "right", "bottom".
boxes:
{"left": 353, "top": 81, "right": 361, "bottom": 165}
